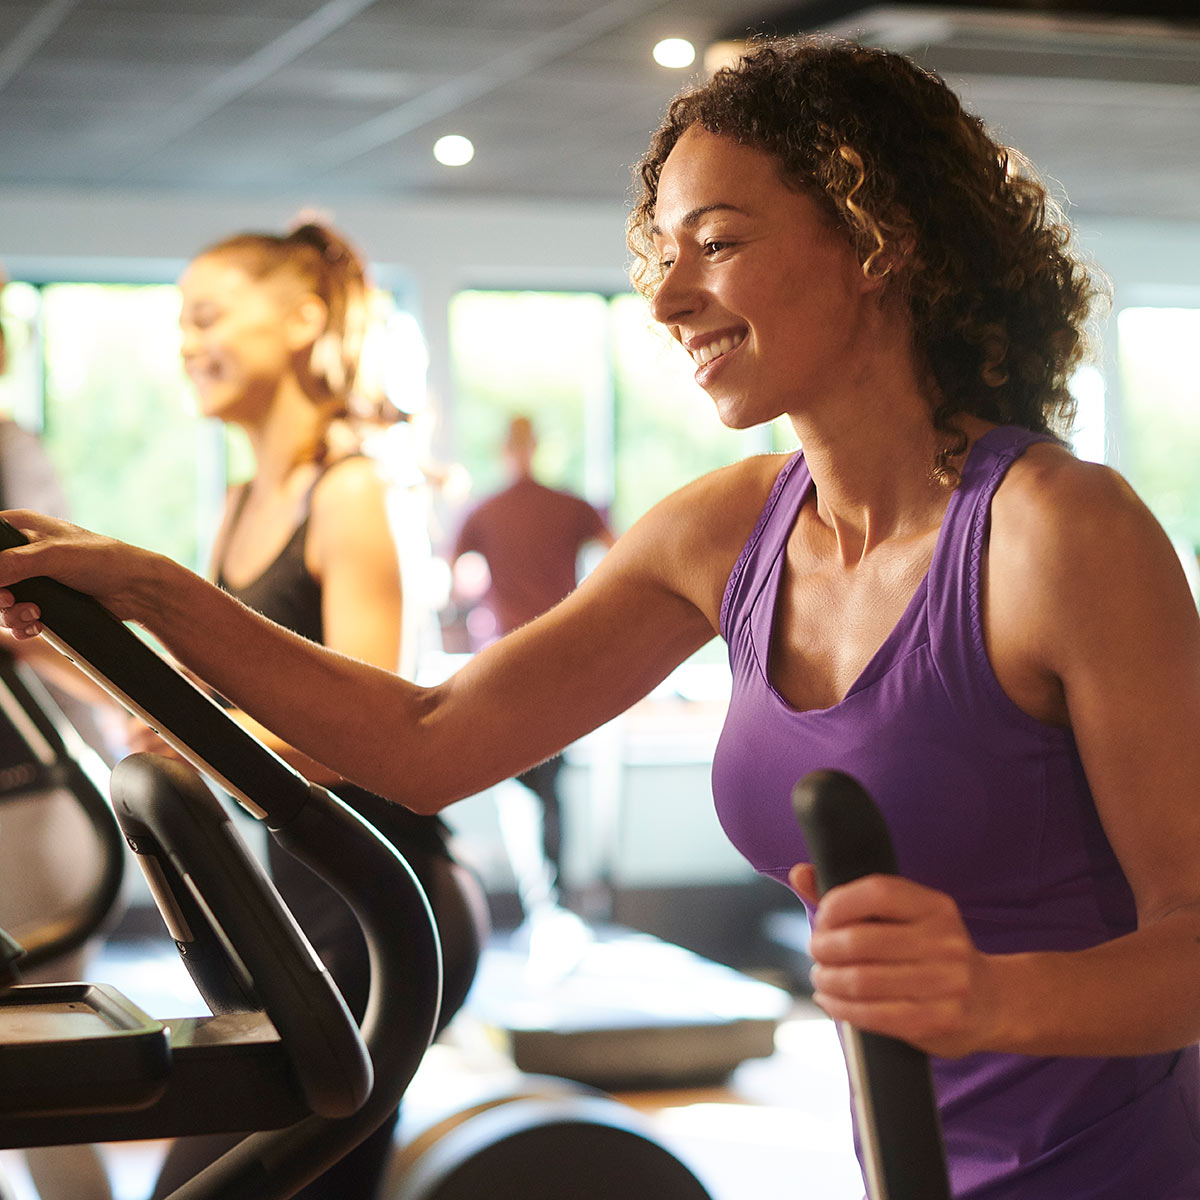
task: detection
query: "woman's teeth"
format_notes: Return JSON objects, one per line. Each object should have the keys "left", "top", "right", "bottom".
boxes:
{"left": 692, "top": 332, "right": 744, "bottom": 366}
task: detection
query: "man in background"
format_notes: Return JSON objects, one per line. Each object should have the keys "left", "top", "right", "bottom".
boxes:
{"left": 452, "top": 414, "right": 615, "bottom": 892}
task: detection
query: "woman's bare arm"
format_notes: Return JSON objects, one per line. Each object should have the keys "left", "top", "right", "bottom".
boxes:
{"left": 0, "top": 456, "right": 784, "bottom": 811}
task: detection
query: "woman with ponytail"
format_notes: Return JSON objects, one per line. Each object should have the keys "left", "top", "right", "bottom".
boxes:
{"left": 143, "top": 220, "right": 486, "bottom": 1200}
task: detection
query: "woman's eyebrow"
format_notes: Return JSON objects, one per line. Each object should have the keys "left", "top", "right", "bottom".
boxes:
{"left": 649, "top": 202, "right": 750, "bottom": 237}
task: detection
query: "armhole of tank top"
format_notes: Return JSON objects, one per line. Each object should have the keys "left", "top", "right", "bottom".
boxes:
{"left": 719, "top": 452, "right": 806, "bottom": 641}
{"left": 211, "top": 481, "right": 252, "bottom": 587}
{"left": 962, "top": 434, "right": 1069, "bottom": 734}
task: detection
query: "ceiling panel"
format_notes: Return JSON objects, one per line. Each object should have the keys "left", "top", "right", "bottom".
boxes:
{"left": 0, "top": 0, "right": 1196, "bottom": 220}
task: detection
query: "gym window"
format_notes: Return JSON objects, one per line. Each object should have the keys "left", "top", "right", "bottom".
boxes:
{"left": 447, "top": 289, "right": 795, "bottom": 535}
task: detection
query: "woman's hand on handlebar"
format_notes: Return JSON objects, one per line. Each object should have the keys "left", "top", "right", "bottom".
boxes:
{"left": 790, "top": 862, "right": 1001, "bottom": 1059}
{"left": 0, "top": 509, "right": 173, "bottom": 633}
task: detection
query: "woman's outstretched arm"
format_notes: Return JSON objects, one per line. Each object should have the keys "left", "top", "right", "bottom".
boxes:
{"left": 0, "top": 461, "right": 775, "bottom": 811}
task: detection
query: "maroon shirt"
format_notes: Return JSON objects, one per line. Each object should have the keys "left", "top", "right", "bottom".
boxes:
{"left": 454, "top": 477, "right": 609, "bottom": 637}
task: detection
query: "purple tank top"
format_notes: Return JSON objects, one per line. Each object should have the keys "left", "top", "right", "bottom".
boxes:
{"left": 712, "top": 426, "right": 1200, "bottom": 1198}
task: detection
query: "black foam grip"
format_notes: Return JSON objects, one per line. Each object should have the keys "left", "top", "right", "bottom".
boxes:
{"left": 791, "top": 768, "right": 899, "bottom": 891}
{"left": 791, "top": 769, "right": 952, "bottom": 1200}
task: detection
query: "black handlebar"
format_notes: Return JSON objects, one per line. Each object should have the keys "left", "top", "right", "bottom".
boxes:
{"left": 110, "top": 755, "right": 373, "bottom": 1121}
{"left": 0, "top": 518, "right": 444, "bottom": 1197}
{"left": 791, "top": 770, "right": 951, "bottom": 1200}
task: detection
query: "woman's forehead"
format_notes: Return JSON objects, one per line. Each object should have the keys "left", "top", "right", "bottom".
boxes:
{"left": 181, "top": 253, "right": 254, "bottom": 290}
{"left": 181, "top": 252, "right": 306, "bottom": 306}
{"left": 651, "top": 127, "right": 810, "bottom": 234}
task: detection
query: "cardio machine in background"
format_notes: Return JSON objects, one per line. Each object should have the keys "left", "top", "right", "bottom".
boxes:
{"left": 0, "top": 644, "right": 125, "bottom": 980}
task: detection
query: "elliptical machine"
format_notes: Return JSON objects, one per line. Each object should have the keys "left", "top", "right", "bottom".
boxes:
{"left": 0, "top": 519, "right": 717, "bottom": 1199}
{"left": 0, "top": 517, "right": 444, "bottom": 1198}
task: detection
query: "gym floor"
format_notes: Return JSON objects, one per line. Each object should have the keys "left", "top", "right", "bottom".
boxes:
{"left": 0, "top": 938, "right": 865, "bottom": 1200}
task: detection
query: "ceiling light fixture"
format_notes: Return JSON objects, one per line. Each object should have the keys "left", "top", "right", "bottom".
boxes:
{"left": 433, "top": 134, "right": 474, "bottom": 167}
{"left": 653, "top": 38, "right": 695, "bottom": 69}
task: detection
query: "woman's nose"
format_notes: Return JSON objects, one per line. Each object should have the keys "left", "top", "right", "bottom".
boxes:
{"left": 649, "top": 261, "right": 698, "bottom": 327}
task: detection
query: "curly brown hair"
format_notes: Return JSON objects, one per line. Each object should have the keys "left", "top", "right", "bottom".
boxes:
{"left": 628, "top": 35, "right": 1107, "bottom": 475}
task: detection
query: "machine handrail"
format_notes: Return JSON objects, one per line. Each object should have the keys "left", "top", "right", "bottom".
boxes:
{"left": 0, "top": 649, "right": 125, "bottom": 973}
{"left": 158, "top": 764, "right": 443, "bottom": 1199}
{"left": 0, "top": 518, "right": 444, "bottom": 1197}
{"left": 791, "top": 769, "right": 952, "bottom": 1200}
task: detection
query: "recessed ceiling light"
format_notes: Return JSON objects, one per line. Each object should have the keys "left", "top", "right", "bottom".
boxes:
{"left": 704, "top": 40, "right": 747, "bottom": 75}
{"left": 433, "top": 134, "right": 474, "bottom": 167}
{"left": 653, "top": 38, "right": 696, "bottom": 69}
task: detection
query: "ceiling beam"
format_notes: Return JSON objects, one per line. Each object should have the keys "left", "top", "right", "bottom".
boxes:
{"left": 0, "top": 0, "right": 81, "bottom": 93}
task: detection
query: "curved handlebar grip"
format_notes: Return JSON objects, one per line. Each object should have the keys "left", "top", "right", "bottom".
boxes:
{"left": 791, "top": 768, "right": 899, "bottom": 894}
{"left": 790, "top": 770, "right": 951, "bottom": 1200}
{"left": 0, "top": 517, "right": 307, "bottom": 827}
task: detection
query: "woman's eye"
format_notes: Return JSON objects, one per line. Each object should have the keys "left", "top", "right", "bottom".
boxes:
{"left": 703, "top": 240, "right": 730, "bottom": 256}
{"left": 658, "top": 256, "right": 675, "bottom": 272}
{"left": 184, "top": 306, "right": 219, "bottom": 330}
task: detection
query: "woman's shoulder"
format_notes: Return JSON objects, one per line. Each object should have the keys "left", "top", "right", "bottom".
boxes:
{"left": 612, "top": 452, "right": 797, "bottom": 611}
{"left": 990, "top": 440, "right": 1180, "bottom": 616}
{"left": 306, "top": 452, "right": 394, "bottom": 561}
{"left": 311, "top": 452, "right": 388, "bottom": 509}
{"left": 649, "top": 451, "right": 796, "bottom": 536}
{"left": 994, "top": 440, "right": 1148, "bottom": 545}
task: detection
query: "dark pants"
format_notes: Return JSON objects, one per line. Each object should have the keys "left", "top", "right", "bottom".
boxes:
{"left": 517, "top": 754, "right": 563, "bottom": 878}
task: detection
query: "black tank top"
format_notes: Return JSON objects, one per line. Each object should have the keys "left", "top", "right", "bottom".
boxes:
{"left": 215, "top": 476, "right": 324, "bottom": 642}
{"left": 214, "top": 458, "right": 450, "bottom": 856}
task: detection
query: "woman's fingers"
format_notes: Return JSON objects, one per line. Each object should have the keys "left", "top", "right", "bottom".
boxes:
{"left": 0, "top": 591, "right": 44, "bottom": 638}
{"left": 802, "top": 873, "right": 992, "bottom": 1057}
{"left": 788, "top": 862, "right": 819, "bottom": 905}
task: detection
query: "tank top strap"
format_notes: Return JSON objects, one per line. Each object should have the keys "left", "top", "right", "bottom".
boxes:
{"left": 214, "top": 452, "right": 368, "bottom": 581}
{"left": 926, "top": 425, "right": 1059, "bottom": 727}
{"left": 720, "top": 451, "right": 809, "bottom": 642}
{"left": 302, "top": 449, "right": 367, "bottom": 505}
{"left": 211, "top": 481, "right": 252, "bottom": 587}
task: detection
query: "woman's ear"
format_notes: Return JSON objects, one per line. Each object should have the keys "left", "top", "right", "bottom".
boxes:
{"left": 285, "top": 292, "right": 329, "bottom": 353}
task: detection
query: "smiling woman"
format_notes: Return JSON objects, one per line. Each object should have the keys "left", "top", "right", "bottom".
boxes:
{"left": 141, "top": 220, "right": 487, "bottom": 1200}
{"left": 645, "top": 126, "right": 879, "bottom": 432}
{"left": 0, "top": 36, "right": 1198, "bottom": 1200}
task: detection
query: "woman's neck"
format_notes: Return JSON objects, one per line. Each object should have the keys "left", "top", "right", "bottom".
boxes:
{"left": 789, "top": 395, "right": 981, "bottom": 567}
{"left": 239, "top": 383, "right": 336, "bottom": 491}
